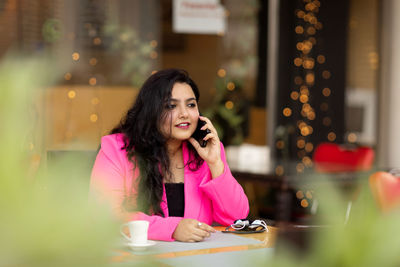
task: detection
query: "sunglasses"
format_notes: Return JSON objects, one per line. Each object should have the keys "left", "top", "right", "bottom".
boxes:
{"left": 222, "top": 219, "right": 269, "bottom": 234}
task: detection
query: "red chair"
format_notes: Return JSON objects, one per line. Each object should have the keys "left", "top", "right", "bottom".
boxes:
{"left": 310, "top": 143, "right": 374, "bottom": 223}
{"left": 313, "top": 142, "right": 374, "bottom": 173}
{"left": 369, "top": 171, "right": 400, "bottom": 213}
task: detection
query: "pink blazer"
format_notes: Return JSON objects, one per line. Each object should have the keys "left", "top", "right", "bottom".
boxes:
{"left": 89, "top": 133, "right": 249, "bottom": 241}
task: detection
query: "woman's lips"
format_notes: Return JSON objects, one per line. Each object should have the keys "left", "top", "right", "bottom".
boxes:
{"left": 176, "top": 122, "right": 190, "bottom": 129}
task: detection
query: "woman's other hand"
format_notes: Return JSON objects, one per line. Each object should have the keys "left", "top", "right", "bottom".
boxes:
{"left": 189, "top": 116, "right": 224, "bottom": 178}
{"left": 172, "top": 218, "right": 216, "bottom": 242}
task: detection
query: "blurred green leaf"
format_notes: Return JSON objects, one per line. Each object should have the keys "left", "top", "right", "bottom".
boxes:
{"left": 0, "top": 55, "right": 117, "bottom": 266}
{"left": 271, "top": 177, "right": 400, "bottom": 267}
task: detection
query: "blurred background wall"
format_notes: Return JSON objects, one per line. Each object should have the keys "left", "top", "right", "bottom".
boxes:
{"left": 1, "top": 0, "right": 398, "bottom": 171}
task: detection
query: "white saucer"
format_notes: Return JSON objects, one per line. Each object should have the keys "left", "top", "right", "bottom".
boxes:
{"left": 125, "top": 240, "right": 156, "bottom": 251}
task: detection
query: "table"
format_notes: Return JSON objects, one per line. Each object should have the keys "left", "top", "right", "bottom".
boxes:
{"left": 110, "top": 226, "right": 278, "bottom": 266}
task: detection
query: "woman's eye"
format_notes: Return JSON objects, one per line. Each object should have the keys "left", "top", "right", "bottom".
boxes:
{"left": 166, "top": 104, "right": 176, "bottom": 109}
{"left": 188, "top": 103, "right": 197, "bottom": 108}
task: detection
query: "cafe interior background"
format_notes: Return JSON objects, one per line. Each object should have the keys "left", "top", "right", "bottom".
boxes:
{"left": 2, "top": 0, "right": 400, "bottom": 265}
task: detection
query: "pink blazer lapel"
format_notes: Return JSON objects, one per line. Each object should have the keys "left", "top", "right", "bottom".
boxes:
{"left": 182, "top": 142, "right": 207, "bottom": 219}
{"left": 160, "top": 142, "right": 209, "bottom": 219}
{"left": 160, "top": 184, "right": 169, "bottom": 216}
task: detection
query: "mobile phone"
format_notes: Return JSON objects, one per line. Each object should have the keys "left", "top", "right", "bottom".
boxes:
{"left": 192, "top": 119, "right": 211, "bottom": 147}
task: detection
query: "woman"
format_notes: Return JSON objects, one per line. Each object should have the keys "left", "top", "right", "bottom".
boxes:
{"left": 89, "top": 69, "right": 249, "bottom": 242}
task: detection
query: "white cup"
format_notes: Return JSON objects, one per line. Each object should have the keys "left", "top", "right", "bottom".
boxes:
{"left": 120, "top": 220, "right": 149, "bottom": 244}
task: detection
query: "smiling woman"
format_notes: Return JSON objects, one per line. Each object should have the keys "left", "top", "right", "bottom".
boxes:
{"left": 89, "top": 69, "right": 249, "bottom": 242}
{"left": 160, "top": 82, "right": 200, "bottom": 142}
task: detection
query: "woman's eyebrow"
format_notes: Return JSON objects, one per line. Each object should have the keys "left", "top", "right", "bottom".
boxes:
{"left": 169, "top": 97, "right": 197, "bottom": 102}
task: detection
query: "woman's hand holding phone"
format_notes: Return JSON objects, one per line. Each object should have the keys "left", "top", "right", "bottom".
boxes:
{"left": 189, "top": 116, "right": 224, "bottom": 178}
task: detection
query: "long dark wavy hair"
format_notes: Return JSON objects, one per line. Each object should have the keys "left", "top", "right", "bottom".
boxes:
{"left": 111, "top": 69, "right": 203, "bottom": 216}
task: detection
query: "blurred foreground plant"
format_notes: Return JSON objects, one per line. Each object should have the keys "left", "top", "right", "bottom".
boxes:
{"left": 0, "top": 55, "right": 118, "bottom": 266}
{"left": 270, "top": 175, "right": 400, "bottom": 267}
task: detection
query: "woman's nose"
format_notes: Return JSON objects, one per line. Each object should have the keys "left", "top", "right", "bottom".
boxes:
{"left": 178, "top": 106, "right": 189, "bottom": 118}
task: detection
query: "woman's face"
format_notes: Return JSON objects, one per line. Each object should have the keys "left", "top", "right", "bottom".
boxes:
{"left": 161, "top": 82, "right": 200, "bottom": 142}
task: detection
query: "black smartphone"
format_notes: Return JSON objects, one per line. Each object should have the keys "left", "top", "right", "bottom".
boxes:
{"left": 192, "top": 119, "right": 211, "bottom": 147}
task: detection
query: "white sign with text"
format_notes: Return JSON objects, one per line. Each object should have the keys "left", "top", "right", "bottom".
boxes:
{"left": 173, "top": 0, "right": 226, "bottom": 34}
